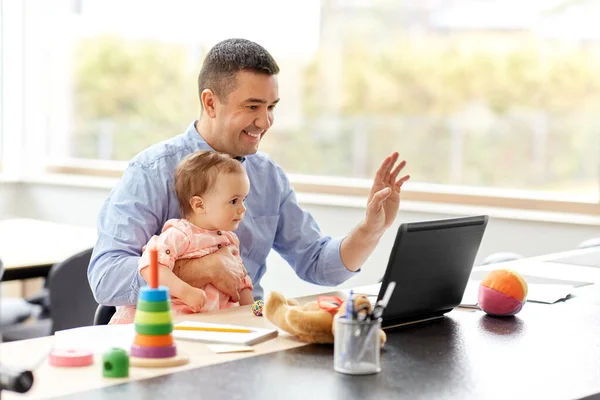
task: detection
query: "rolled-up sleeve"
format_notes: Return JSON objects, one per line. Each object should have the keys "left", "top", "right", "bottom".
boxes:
{"left": 88, "top": 163, "right": 166, "bottom": 306}
{"left": 139, "top": 227, "right": 190, "bottom": 272}
{"left": 272, "top": 168, "right": 359, "bottom": 286}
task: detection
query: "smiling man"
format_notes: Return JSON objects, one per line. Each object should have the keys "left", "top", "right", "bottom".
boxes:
{"left": 88, "top": 38, "right": 409, "bottom": 307}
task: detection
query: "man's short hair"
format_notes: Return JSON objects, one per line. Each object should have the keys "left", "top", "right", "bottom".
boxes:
{"left": 197, "top": 38, "right": 280, "bottom": 107}
{"left": 175, "top": 150, "right": 245, "bottom": 217}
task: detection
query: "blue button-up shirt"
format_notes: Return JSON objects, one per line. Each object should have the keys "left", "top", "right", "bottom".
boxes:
{"left": 88, "top": 121, "right": 358, "bottom": 306}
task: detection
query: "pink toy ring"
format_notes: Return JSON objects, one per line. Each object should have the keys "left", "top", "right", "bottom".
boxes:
{"left": 49, "top": 348, "right": 94, "bottom": 367}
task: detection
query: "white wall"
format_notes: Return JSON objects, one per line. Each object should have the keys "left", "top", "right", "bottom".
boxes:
{"left": 6, "top": 179, "right": 599, "bottom": 298}
{"left": 0, "top": 182, "right": 20, "bottom": 219}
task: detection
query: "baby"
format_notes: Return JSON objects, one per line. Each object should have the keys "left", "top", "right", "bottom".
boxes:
{"left": 109, "top": 150, "right": 253, "bottom": 324}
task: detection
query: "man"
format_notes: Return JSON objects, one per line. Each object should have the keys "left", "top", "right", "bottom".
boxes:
{"left": 88, "top": 38, "right": 409, "bottom": 306}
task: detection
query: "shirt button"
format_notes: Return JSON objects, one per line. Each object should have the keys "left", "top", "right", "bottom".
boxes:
{"left": 217, "top": 244, "right": 222, "bottom": 249}
{"left": 165, "top": 249, "right": 171, "bottom": 255}
{"left": 217, "top": 231, "right": 222, "bottom": 235}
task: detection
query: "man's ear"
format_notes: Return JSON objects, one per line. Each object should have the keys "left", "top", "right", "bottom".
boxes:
{"left": 201, "top": 89, "right": 217, "bottom": 118}
{"left": 190, "top": 196, "right": 206, "bottom": 213}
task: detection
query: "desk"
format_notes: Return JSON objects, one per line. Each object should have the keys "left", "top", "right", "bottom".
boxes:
{"left": 2, "top": 247, "right": 600, "bottom": 399}
{"left": 0, "top": 219, "right": 97, "bottom": 281}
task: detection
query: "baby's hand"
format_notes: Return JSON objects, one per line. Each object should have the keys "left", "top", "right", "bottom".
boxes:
{"left": 182, "top": 287, "right": 207, "bottom": 313}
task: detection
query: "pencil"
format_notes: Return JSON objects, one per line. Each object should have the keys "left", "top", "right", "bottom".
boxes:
{"left": 173, "top": 326, "right": 253, "bottom": 334}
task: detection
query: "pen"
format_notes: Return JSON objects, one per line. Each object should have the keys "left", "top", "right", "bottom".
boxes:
{"left": 368, "top": 281, "right": 396, "bottom": 321}
{"left": 356, "top": 322, "right": 380, "bottom": 362}
{"left": 345, "top": 289, "right": 354, "bottom": 320}
{"left": 355, "top": 282, "right": 397, "bottom": 363}
{"left": 173, "top": 326, "right": 253, "bottom": 334}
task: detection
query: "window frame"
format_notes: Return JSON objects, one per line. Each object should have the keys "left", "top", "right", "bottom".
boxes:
{"left": 46, "top": 159, "right": 600, "bottom": 216}
{"left": 0, "top": 0, "right": 26, "bottom": 178}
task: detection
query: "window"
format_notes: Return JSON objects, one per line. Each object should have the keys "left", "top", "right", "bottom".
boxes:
{"left": 1, "top": 0, "right": 27, "bottom": 176}
{"left": 0, "top": 0, "right": 4, "bottom": 171}
{"left": 22, "top": 1, "right": 600, "bottom": 210}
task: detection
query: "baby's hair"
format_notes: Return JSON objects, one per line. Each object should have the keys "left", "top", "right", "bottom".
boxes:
{"left": 175, "top": 150, "right": 245, "bottom": 217}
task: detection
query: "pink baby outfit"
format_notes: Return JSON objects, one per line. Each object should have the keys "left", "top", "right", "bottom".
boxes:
{"left": 109, "top": 219, "right": 252, "bottom": 324}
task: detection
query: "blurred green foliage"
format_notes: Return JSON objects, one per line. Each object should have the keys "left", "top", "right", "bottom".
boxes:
{"left": 72, "top": 34, "right": 600, "bottom": 195}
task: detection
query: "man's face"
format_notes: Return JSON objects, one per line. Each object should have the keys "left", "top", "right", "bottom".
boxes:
{"left": 211, "top": 71, "right": 279, "bottom": 157}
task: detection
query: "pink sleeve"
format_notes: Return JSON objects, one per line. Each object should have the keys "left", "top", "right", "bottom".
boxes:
{"left": 227, "top": 231, "right": 241, "bottom": 247}
{"left": 138, "top": 226, "right": 191, "bottom": 272}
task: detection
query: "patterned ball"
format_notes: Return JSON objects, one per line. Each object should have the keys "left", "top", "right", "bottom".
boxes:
{"left": 478, "top": 269, "right": 528, "bottom": 316}
{"left": 252, "top": 300, "right": 264, "bottom": 316}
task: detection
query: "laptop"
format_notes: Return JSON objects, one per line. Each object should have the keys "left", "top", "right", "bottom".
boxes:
{"left": 373, "top": 215, "right": 488, "bottom": 329}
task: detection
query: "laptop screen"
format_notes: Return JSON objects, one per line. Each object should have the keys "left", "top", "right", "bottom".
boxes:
{"left": 377, "top": 215, "right": 488, "bottom": 328}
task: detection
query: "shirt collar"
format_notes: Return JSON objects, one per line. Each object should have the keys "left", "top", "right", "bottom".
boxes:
{"left": 184, "top": 120, "right": 246, "bottom": 163}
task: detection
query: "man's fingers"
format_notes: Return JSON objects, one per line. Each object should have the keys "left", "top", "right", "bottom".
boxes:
{"left": 395, "top": 175, "right": 410, "bottom": 190}
{"left": 228, "top": 245, "right": 240, "bottom": 257}
{"left": 388, "top": 159, "right": 406, "bottom": 184}
{"left": 378, "top": 187, "right": 392, "bottom": 200}
{"left": 386, "top": 152, "right": 399, "bottom": 178}
{"left": 368, "top": 187, "right": 391, "bottom": 211}
{"left": 229, "top": 289, "right": 240, "bottom": 303}
{"left": 226, "top": 282, "right": 241, "bottom": 302}
{"left": 238, "top": 263, "right": 248, "bottom": 278}
{"left": 374, "top": 153, "right": 396, "bottom": 184}
{"left": 374, "top": 158, "right": 389, "bottom": 185}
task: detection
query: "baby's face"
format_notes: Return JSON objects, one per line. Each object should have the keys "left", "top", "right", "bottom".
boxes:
{"left": 201, "top": 171, "right": 250, "bottom": 231}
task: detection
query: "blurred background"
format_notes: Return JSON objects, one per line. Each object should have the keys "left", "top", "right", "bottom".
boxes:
{"left": 0, "top": 0, "right": 599, "bottom": 316}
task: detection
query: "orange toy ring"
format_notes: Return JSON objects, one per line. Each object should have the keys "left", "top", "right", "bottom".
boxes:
{"left": 134, "top": 333, "right": 174, "bottom": 347}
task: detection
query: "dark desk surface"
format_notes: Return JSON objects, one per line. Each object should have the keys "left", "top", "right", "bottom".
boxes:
{"left": 54, "top": 285, "right": 600, "bottom": 400}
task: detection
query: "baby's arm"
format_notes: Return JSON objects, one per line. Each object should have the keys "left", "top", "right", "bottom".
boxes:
{"left": 140, "top": 264, "right": 207, "bottom": 312}
{"left": 139, "top": 226, "right": 207, "bottom": 312}
{"left": 239, "top": 288, "right": 254, "bottom": 306}
{"left": 237, "top": 265, "right": 254, "bottom": 306}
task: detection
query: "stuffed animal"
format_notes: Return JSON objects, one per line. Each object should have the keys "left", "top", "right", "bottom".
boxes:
{"left": 263, "top": 291, "right": 386, "bottom": 347}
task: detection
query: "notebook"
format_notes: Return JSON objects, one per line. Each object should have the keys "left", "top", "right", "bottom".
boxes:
{"left": 172, "top": 321, "right": 278, "bottom": 346}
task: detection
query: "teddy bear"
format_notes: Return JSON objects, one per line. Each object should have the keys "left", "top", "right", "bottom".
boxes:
{"left": 263, "top": 291, "right": 386, "bottom": 347}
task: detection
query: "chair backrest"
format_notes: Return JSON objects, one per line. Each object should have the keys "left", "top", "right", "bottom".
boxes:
{"left": 93, "top": 304, "right": 116, "bottom": 325}
{"left": 47, "top": 248, "right": 98, "bottom": 334}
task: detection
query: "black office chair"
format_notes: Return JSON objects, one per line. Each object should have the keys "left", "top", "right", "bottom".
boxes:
{"left": 1, "top": 248, "right": 98, "bottom": 341}
{"left": 93, "top": 305, "right": 116, "bottom": 325}
{"left": 577, "top": 237, "right": 600, "bottom": 250}
{"left": 481, "top": 251, "right": 524, "bottom": 265}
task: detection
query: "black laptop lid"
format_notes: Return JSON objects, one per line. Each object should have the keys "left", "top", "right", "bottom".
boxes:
{"left": 378, "top": 215, "right": 488, "bottom": 328}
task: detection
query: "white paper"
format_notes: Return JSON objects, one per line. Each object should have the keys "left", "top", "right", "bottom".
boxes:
{"left": 173, "top": 321, "right": 278, "bottom": 345}
{"left": 459, "top": 281, "right": 481, "bottom": 308}
{"left": 53, "top": 324, "right": 136, "bottom": 354}
{"left": 475, "top": 261, "right": 600, "bottom": 285}
{"left": 460, "top": 280, "right": 573, "bottom": 307}
{"left": 206, "top": 344, "right": 254, "bottom": 354}
{"left": 525, "top": 283, "right": 573, "bottom": 304}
